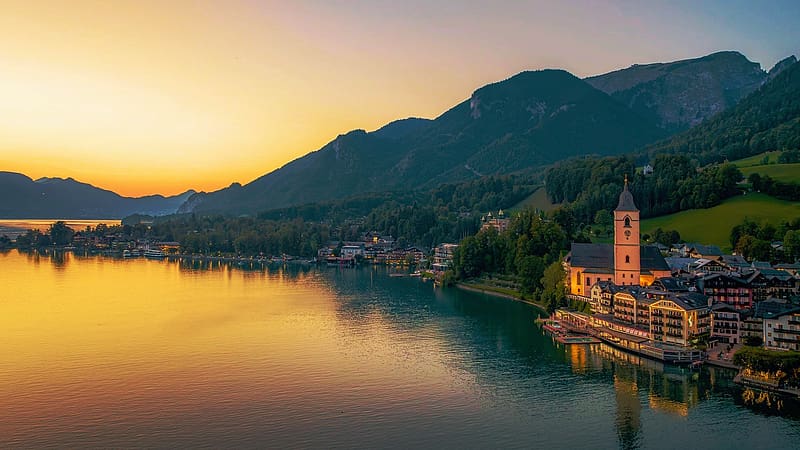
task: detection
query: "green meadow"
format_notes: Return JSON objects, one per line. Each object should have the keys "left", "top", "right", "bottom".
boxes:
{"left": 641, "top": 193, "right": 800, "bottom": 251}
{"left": 739, "top": 163, "right": 800, "bottom": 183}
{"left": 732, "top": 151, "right": 783, "bottom": 167}
{"left": 511, "top": 187, "right": 559, "bottom": 212}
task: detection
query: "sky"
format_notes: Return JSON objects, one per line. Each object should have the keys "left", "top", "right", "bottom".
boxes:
{"left": 0, "top": 0, "right": 797, "bottom": 197}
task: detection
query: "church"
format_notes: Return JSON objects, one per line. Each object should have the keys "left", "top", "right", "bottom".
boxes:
{"left": 564, "top": 178, "right": 671, "bottom": 298}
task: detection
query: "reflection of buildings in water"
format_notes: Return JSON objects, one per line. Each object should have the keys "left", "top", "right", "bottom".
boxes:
{"left": 648, "top": 395, "right": 689, "bottom": 417}
{"left": 740, "top": 388, "right": 790, "bottom": 414}
{"left": 647, "top": 368, "right": 699, "bottom": 417}
{"left": 706, "top": 365, "right": 736, "bottom": 392}
{"left": 589, "top": 343, "right": 701, "bottom": 421}
{"left": 566, "top": 343, "right": 605, "bottom": 373}
{"left": 735, "top": 387, "right": 800, "bottom": 419}
{"left": 614, "top": 374, "right": 641, "bottom": 450}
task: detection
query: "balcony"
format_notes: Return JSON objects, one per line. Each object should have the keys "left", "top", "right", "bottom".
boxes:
{"left": 773, "top": 328, "right": 800, "bottom": 335}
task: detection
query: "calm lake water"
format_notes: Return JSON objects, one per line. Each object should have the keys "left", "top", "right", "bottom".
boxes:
{"left": 0, "top": 219, "right": 121, "bottom": 239}
{"left": 1, "top": 250, "right": 799, "bottom": 448}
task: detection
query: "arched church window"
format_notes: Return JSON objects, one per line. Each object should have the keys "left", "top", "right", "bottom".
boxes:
{"left": 624, "top": 216, "right": 631, "bottom": 228}
{"left": 625, "top": 255, "right": 630, "bottom": 264}
{"left": 576, "top": 271, "right": 582, "bottom": 285}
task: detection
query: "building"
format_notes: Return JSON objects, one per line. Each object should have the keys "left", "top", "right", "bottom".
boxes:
{"left": 565, "top": 178, "right": 671, "bottom": 297}
{"left": 649, "top": 292, "right": 711, "bottom": 347}
{"left": 432, "top": 243, "right": 459, "bottom": 272}
{"left": 775, "top": 262, "right": 800, "bottom": 276}
{"left": 649, "top": 277, "right": 692, "bottom": 293}
{"left": 764, "top": 309, "right": 800, "bottom": 351}
{"left": 740, "top": 298, "right": 800, "bottom": 344}
{"left": 613, "top": 288, "right": 653, "bottom": 329}
{"left": 720, "top": 255, "right": 751, "bottom": 272}
{"left": 680, "top": 243, "right": 724, "bottom": 259}
{"left": 694, "top": 258, "right": 726, "bottom": 273}
{"left": 747, "top": 268, "right": 798, "bottom": 302}
{"left": 590, "top": 281, "right": 621, "bottom": 314}
{"left": 664, "top": 257, "right": 701, "bottom": 276}
{"left": 710, "top": 303, "right": 742, "bottom": 344}
{"left": 480, "top": 210, "right": 510, "bottom": 233}
{"left": 341, "top": 244, "right": 365, "bottom": 259}
{"left": 614, "top": 179, "right": 641, "bottom": 286}
{"left": 756, "top": 299, "right": 800, "bottom": 350}
{"left": 697, "top": 273, "right": 753, "bottom": 310}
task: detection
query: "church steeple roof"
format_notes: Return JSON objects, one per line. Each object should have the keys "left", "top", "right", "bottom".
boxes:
{"left": 616, "top": 175, "right": 638, "bottom": 212}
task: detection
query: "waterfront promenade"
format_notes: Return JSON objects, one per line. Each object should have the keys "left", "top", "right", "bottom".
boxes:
{"left": 705, "top": 342, "right": 741, "bottom": 369}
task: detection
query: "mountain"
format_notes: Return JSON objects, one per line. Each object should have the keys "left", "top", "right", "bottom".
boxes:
{"left": 0, "top": 172, "right": 195, "bottom": 219}
{"left": 768, "top": 55, "right": 798, "bottom": 80}
{"left": 643, "top": 58, "right": 800, "bottom": 164}
{"left": 182, "top": 69, "right": 666, "bottom": 215}
{"left": 585, "top": 51, "right": 768, "bottom": 132}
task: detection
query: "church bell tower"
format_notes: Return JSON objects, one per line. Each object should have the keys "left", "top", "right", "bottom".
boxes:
{"left": 614, "top": 176, "right": 640, "bottom": 286}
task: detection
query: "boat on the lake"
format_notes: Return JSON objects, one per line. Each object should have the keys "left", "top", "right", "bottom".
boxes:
{"left": 144, "top": 248, "right": 165, "bottom": 258}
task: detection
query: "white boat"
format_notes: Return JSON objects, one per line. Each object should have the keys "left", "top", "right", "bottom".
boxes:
{"left": 144, "top": 249, "right": 165, "bottom": 258}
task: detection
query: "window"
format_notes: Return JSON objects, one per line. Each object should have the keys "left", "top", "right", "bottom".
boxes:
{"left": 624, "top": 216, "right": 631, "bottom": 228}
{"left": 586, "top": 277, "right": 591, "bottom": 286}
{"left": 625, "top": 255, "right": 630, "bottom": 264}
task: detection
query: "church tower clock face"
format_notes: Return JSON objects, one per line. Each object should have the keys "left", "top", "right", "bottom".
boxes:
{"left": 624, "top": 230, "right": 631, "bottom": 239}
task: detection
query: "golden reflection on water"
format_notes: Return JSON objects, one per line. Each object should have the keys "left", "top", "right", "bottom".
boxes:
{"left": 0, "top": 250, "right": 474, "bottom": 446}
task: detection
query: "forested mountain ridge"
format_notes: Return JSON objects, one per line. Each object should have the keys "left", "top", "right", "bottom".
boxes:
{"left": 181, "top": 69, "right": 665, "bottom": 215}
{"left": 0, "top": 172, "right": 195, "bottom": 219}
{"left": 585, "top": 51, "right": 771, "bottom": 132}
{"left": 544, "top": 58, "right": 800, "bottom": 227}
{"left": 643, "top": 58, "right": 800, "bottom": 164}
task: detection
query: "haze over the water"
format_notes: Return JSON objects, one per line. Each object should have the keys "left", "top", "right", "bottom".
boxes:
{"left": 0, "top": 0, "right": 797, "bottom": 197}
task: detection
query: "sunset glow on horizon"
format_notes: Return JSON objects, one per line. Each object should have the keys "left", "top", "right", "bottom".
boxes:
{"left": 0, "top": 0, "right": 797, "bottom": 197}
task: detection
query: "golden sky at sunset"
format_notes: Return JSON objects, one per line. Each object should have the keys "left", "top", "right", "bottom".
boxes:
{"left": 0, "top": 1, "right": 796, "bottom": 196}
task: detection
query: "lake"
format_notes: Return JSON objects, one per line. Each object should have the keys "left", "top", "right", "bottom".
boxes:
{"left": 0, "top": 219, "right": 121, "bottom": 239}
{"left": 1, "top": 249, "right": 799, "bottom": 448}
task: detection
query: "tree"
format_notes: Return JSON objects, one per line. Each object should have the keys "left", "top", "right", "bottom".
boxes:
{"left": 551, "top": 207, "right": 577, "bottom": 237}
{"left": 517, "top": 255, "right": 545, "bottom": 295}
{"left": 784, "top": 230, "right": 800, "bottom": 262}
{"left": 541, "top": 261, "right": 566, "bottom": 312}
{"left": 49, "top": 221, "right": 74, "bottom": 246}
{"left": 737, "top": 235, "right": 772, "bottom": 261}
{"left": 743, "top": 336, "right": 763, "bottom": 347}
{"left": 593, "top": 209, "right": 613, "bottom": 237}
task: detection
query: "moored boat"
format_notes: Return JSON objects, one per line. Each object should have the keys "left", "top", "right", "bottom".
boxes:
{"left": 144, "top": 248, "right": 165, "bottom": 258}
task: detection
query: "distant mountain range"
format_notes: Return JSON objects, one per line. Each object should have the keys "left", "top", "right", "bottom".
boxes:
{"left": 2, "top": 50, "right": 796, "bottom": 219}
{"left": 585, "top": 51, "right": 782, "bottom": 132}
{"left": 180, "top": 51, "right": 795, "bottom": 215}
{"left": 181, "top": 69, "right": 665, "bottom": 214}
{"left": 0, "top": 172, "right": 195, "bottom": 219}
{"left": 645, "top": 55, "right": 800, "bottom": 163}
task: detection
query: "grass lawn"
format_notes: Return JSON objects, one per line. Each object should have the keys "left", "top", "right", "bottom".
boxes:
{"left": 510, "top": 187, "right": 559, "bottom": 212}
{"left": 641, "top": 193, "right": 800, "bottom": 251}
{"left": 732, "top": 151, "right": 783, "bottom": 167}
{"left": 740, "top": 163, "right": 800, "bottom": 183}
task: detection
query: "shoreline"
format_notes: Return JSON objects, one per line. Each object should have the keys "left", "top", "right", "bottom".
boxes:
{"left": 454, "top": 282, "right": 547, "bottom": 313}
